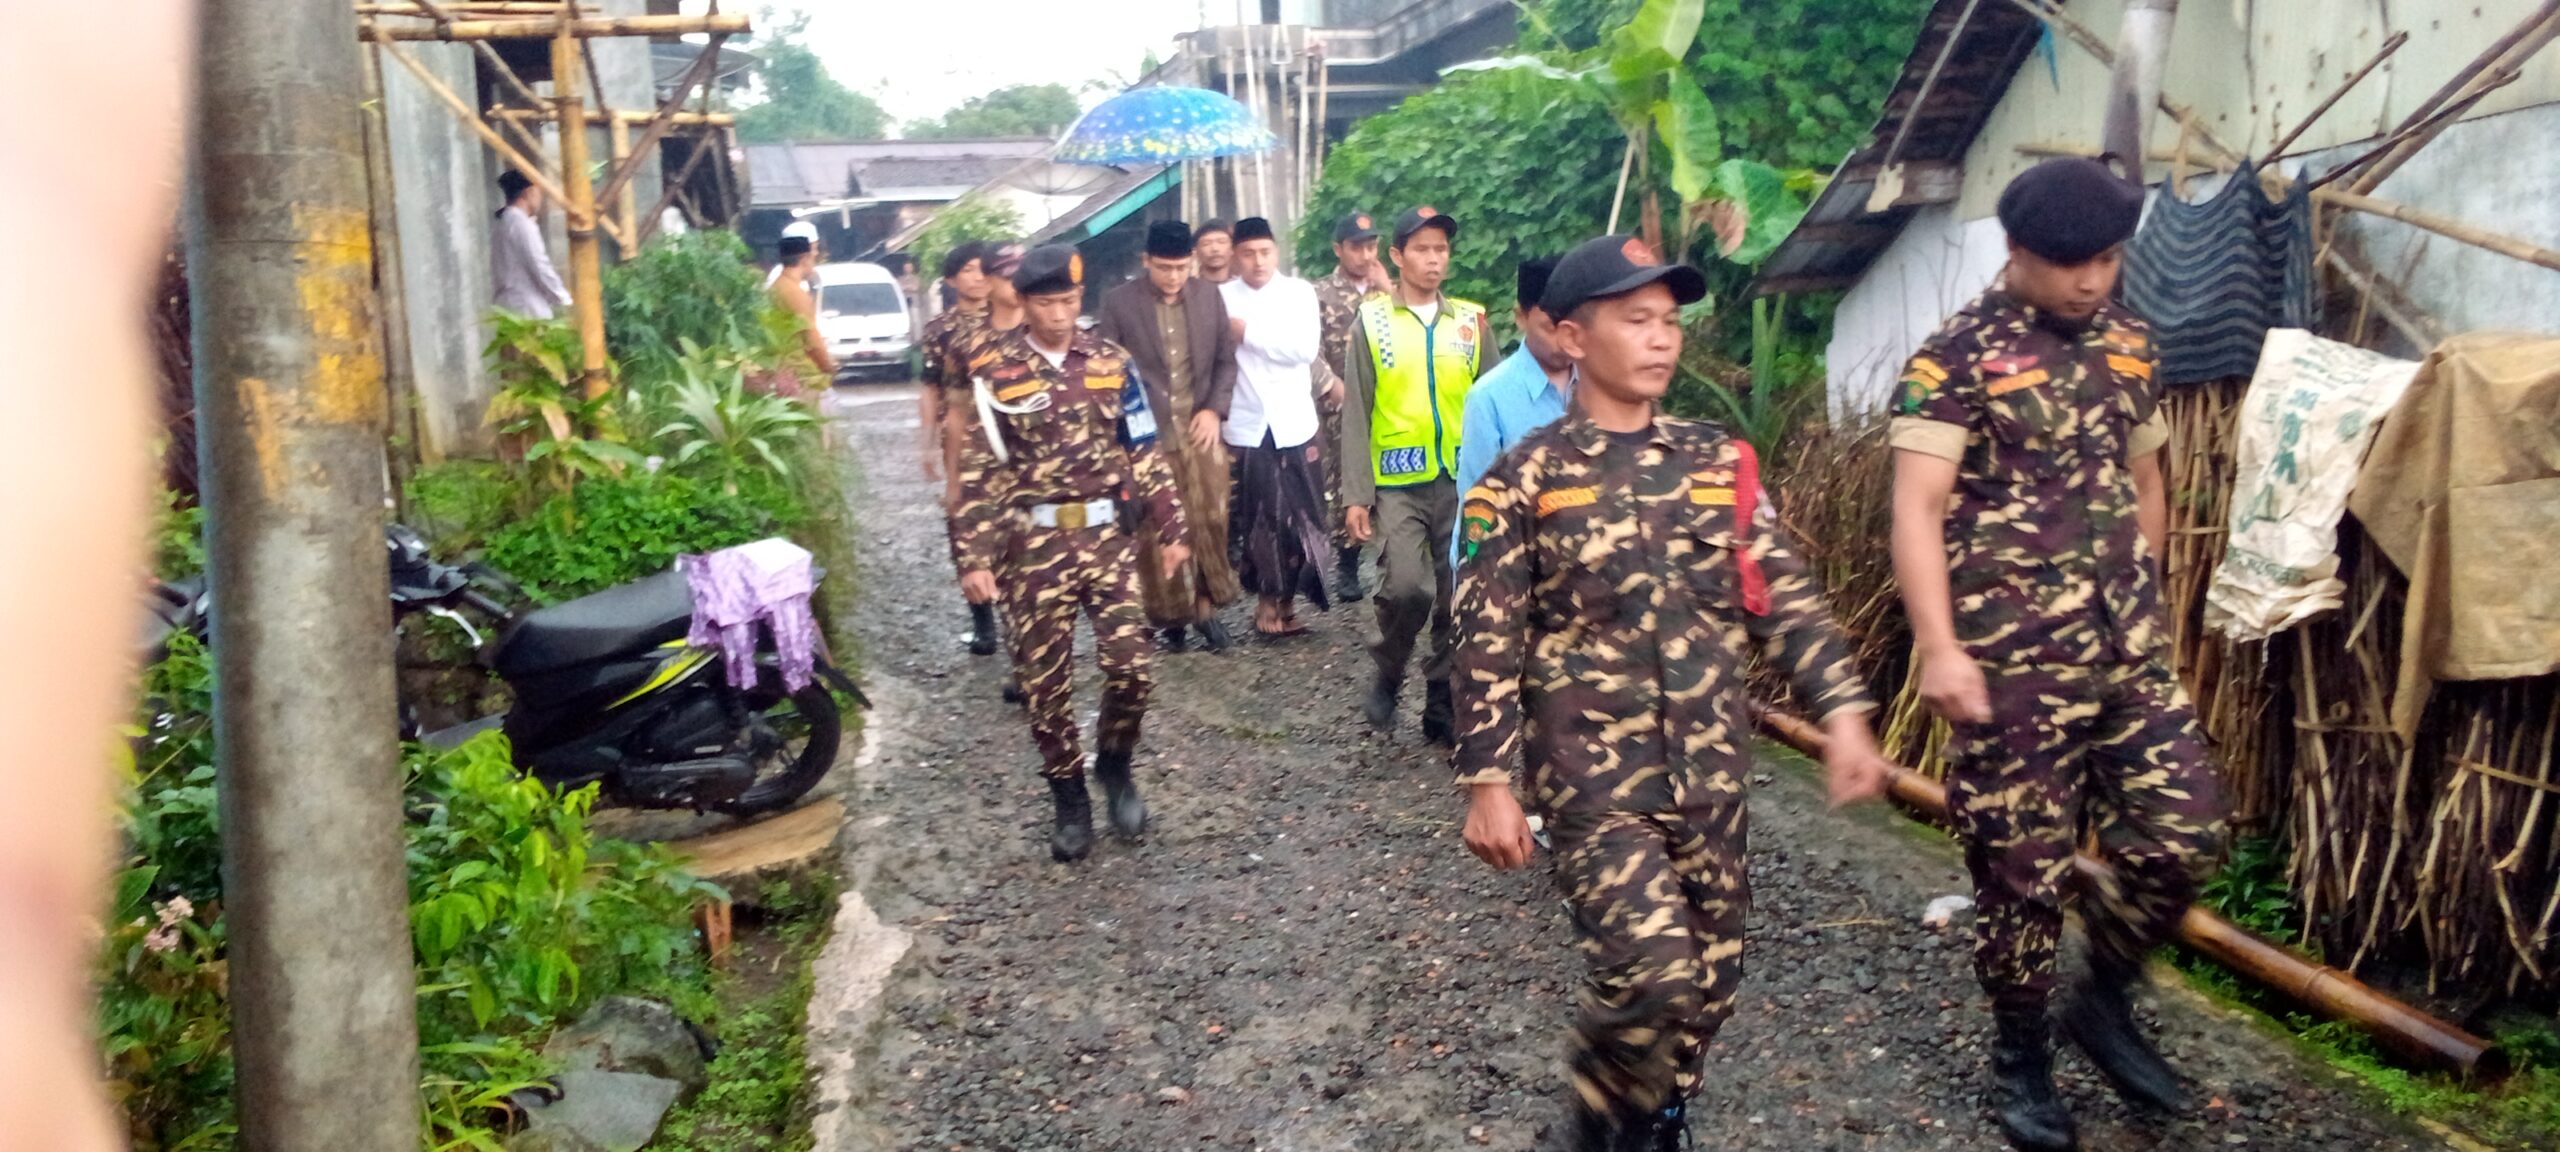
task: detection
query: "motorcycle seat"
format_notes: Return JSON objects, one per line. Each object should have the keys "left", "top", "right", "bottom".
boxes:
{"left": 493, "top": 570, "right": 696, "bottom": 677}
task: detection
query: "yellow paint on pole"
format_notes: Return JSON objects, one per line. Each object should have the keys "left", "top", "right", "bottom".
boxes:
{"left": 235, "top": 377, "right": 291, "bottom": 499}
{"left": 291, "top": 204, "right": 389, "bottom": 426}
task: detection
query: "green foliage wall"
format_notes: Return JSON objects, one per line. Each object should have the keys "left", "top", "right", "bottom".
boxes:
{"left": 1525, "top": 0, "right": 1931, "bottom": 169}
{"left": 905, "top": 83, "right": 1081, "bottom": 140}
{"left": 1295, "top": 67, "right": 1623, "bottom": 317}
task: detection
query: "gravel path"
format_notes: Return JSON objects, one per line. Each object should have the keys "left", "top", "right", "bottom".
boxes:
{"left": 821, "top": 384, "right": 2431, "bottom": 1152}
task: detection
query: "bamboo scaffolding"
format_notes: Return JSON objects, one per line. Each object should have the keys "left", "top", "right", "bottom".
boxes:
{"left": 493, "top": 107, "right": 736, "bottom": 126}
{"left": 2318, "top": 189, "right": 2560, "bottom": 272}
{"left": 551, "top": 3, "right": 608, "bottom": 398}
{"left": 2346, "top": 2, "right": 2560, "bottom": 196}
{"left": 359, "top": 12, "right": 748, "bottom": 40}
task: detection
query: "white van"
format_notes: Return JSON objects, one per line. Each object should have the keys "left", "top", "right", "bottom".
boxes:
{"left": 813, "top": 261, "right": 913, "bottom": 382}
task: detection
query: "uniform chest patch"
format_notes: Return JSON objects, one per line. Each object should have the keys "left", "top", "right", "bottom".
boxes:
{"left": 2105, "top": 353, "right": 2153, "bottom": 381}
{"left": 1536, "top": 486, "right": 1598, "bottom": 516}
{"left": 1986, "top": 368, "right": 2052, "bottom": 397}
{"left": 1981, "top": 353, "right": 2040, "bottom": 377}
{"left": 1084, "top": 370, "right": 1126, "bottom": 391}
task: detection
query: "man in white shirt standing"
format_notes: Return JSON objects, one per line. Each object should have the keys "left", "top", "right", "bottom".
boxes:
{"left": 1219, "top": 217, "right": 1341, "bottom": 637}
{"left": 490, "top": 170, "right": 572, "bottom": 320}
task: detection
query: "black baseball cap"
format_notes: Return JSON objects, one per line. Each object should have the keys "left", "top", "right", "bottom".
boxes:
{"left": 1515, "top": 258, "right": 1556, "bottom": 312}
{"left": 1392, "top": 204, "right": 1458, "bottom": 248}
{"left": 1997, "top": 156, "right": 2146, "bottom": 264}
{"left": 1332, "top": 211, "right": 1380, "bottom": 243}
{"left": 1012, "top": 244, "right": 1085, "bottom": 298}
{"left": 1539, "top": 234, "right": 1706, "bottom": 318}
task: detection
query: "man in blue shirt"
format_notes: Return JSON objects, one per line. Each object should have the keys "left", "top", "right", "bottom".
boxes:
{"left": 1451, "top": 258, "right": 1573, "bottom": 562}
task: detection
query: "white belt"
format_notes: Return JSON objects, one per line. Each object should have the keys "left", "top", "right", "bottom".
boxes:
{"left": 1026, "top": 499, "right": 1117, "bottom": 530}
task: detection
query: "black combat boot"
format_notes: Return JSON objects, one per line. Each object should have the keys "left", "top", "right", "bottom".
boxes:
{"left": 1156, "top": 625, "right": 1188, "bottom": 652}
{"left": 1003, "top": 677, "right": 1027, "bottom": 705}
{"left": 1363, "top": 673, "right": 1401, "bottom": 731}
{"left": 1420, "top": 679, "right": 1456, "bottom": 747}
{"left": 1047, "top": 776, "right": 1094, "bottom": 863}
{"left": 1333, "top": 545, "right": 1366, "bottom": 603}
{"left": 1198, "top": 616, "right": 1233, "bottom": 653}
{"left": 2057, "top": 956, "right": 2186, "bottom": 1112}
{"left": 1990, "top": 1007, "right": 2079, "bottom": 1151}
{"left": 967, "top": 603, "right": 1000, "bottom": 656}
{"left": 1569, "top": 1104, "right": 1657, "bottom": 1152}
{"left": 1091, "top": 746, "right": 1149, "bottom": 839}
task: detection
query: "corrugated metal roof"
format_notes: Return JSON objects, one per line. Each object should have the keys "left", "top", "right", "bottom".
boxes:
{"left": 1750, "top": 0, "right": 2052, "bottom": 296}
{"left": 744, "top": 139, "right": 1054, "bottom": 208}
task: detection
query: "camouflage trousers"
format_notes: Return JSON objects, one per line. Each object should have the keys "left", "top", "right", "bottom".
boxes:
{"left": 1320, "top": 399, "right": 1349, "bottom": 548}
{"left": 1947, "top": 658, "right": 2225, "bottom": 1010}
{"left": 996, "top": 521, "right": 1153, "bottom": 780}
{"left": 1552, "top": 800, "right": 1748, "bottom": 1127}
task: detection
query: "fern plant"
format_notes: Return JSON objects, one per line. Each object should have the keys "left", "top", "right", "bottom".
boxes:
{"left": 650, "top": 339, "right": 818, "bottom": 491}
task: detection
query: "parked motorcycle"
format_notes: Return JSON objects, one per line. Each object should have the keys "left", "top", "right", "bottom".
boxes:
{"left": 148, "top": 525, "right": 863, "bottom": 818}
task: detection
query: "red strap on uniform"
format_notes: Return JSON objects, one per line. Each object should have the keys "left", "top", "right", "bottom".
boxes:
{"left": 1732, "top": 440, "right": 1772, "bottom": 616}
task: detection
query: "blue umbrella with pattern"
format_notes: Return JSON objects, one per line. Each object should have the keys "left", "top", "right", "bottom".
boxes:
{"left": 1053, "top": 85, "right": 1279, "bottom": 167}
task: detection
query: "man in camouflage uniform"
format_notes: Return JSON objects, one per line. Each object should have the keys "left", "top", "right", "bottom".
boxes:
{"left": 1888, "top": 157, "right": 2226, "bottom": 1152}
{"left": 1313, "top": 211, "right": 1390, "bottom": 602}
{"left": 953, "top": 245, "right": 1187, "bottom": 863}
{"left": 918, "top": 241, "right": 1001, "bottom": 655}
{"left": 1456, "top": 235, "right": 1891, "bottom": 1151}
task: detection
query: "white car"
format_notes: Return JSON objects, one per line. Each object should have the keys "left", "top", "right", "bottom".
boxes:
{"left": 814, "top": 261, "right": 914, "bottom": 382}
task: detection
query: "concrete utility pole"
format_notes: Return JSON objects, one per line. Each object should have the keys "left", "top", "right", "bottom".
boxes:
{"left": 190, "top": 0, "right": 422, "bottom": 1146}
{"left": 2103, "top": 0, "right": 2180, "bottom": 174}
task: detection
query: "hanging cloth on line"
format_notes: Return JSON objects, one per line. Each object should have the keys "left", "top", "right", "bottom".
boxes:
{"left": 2122, "top": 160, "right": 2318, "bottom": 386}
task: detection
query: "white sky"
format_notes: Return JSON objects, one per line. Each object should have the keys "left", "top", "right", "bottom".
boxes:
{"left": 784, "top": 1, "right": 1221, "bottom": 130}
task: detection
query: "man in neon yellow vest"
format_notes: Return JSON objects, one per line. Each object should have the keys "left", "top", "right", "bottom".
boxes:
{"left": 1340, "top": 205, "right": 1490, "bottom": 744}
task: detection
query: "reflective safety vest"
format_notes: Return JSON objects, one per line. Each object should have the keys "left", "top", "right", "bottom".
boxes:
{"left": 1358, "top": 293, "right": 1488, "bottom": 487}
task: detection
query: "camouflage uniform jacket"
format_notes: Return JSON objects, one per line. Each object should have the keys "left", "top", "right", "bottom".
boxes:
{"left": 917, "top": 302, "right": 987, "bottom": 396}
{"left": 1887, "top": 290, "right": 2172, "bottom": 668}
{"left": 951, "top": 327, "right": 1186, "bottom": 574}
{"left": 1313, "top": 268, "right": 1376, "bottom": 384}
{"left": 1452, "top": 414, "right": 1874, "bottom": 831}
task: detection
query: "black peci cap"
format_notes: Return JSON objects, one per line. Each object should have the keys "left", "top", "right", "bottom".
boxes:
{"left": 1539, "top": 235, "right": 1705, "bottom": 318}
{"left": 1012, "top": 244, "right": 1085, "bottom": 298}
{"left": 1145, "top": 219, "right": 1195, "bottom": 259}
{"left": 1333, "top": 211, "right": 1380, "bottom": 242}
{"left": 1232, "top": 216, "right": 1276, "bottom": 245}
{"left": 1997, "top": 156, "right": 2147, "bottom": 264}
{"left": 1392, "top": 204, "right": 1458, "bottom": 247}
{"left": 1515, "top": 258, "right": 1556, "bottom": 312}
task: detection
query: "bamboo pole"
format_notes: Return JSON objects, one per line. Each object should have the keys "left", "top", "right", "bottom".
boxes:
{"left": 593, "top": 32, "right": 728, "bottom": 217}
{"left": 553, "top": 3, "right": 609, "bottom": 399}
{"left": 375, "top": 35, "right": 563, "bottom": 204}
{"left": 2347, "top": 6, "right": 2559, "bottom": 196}
{"left": 359, "top": 2, "right": 598, "bottom": 12}
{"left": 360, "top": 12, "right": 749, "bottom": 40}
{"left": 493, "top": 107, "right": 736, "bottom": 126}
{"left": 1311, "top": 41, "right": 1330, "bottom": 194}
{"left": 1755, "top": 708, "right": 2507, "bottom": 1078}
{"left": 2318, "top": 190, "right": 2560, "bottom": 272}
{"left": 608, "top": 116, "right": 637, "bottom": 249}
{"left": 2267, "top": 31, "right": 2408, "bottom": 159}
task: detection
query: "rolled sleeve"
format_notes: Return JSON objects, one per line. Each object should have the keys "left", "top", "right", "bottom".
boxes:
{"left": 2128, "top": 408, "right": 2170, "bottom": 457}
{"left": 1887, "top": 416, "right": 1969, "bottom": 462}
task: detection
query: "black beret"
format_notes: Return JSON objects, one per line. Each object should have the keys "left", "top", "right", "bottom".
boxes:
{"left": 1515, "top": 258, "right": 1555, "bottom": 311}
{"left": 1332, "top": 212, "right": 1379, "bottom": 242}
{"left": 1997, "top": 156, "right": 2147, "bottom": 264}
{"left": 1539, "top": 234, "right": 1704, "bottom": 318}
{"left": 1013, "top": 244, "right": 1085, "bottom": 298}
{"left": 1232, "top": 216, "right": 1276, "bottom": 244}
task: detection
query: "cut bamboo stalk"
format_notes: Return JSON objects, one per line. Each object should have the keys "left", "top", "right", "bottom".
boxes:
{"left": 552, "top": 3, "right": 608, "bottom": 399}
{"left": 2318, "top": 189, "right": 2560, "bottom": 272}
{"left": 2347, "top": 5, "right": 2558, "bottom": 196}
{"left": 2268, "top": 31, "right": 2407, "bottom": 159}
{"left": 360, "top": 12, "right": 749, "bottom": 40}
{"left": 1756, "top": 707, "right": 2506, "bottom": 1078}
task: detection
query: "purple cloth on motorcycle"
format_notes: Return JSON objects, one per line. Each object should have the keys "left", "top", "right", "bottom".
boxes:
{"left": 677, "top": 538, "right": 823, "bottom": 694}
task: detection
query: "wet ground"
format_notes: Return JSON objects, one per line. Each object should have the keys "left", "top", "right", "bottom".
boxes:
{"left": 816, "top": 383, "right": 2433, "bottom": 1152}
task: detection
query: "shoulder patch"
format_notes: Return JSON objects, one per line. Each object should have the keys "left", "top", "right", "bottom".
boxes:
{"left": 1896, "top": 355, "right": 1951, "bottom": 415}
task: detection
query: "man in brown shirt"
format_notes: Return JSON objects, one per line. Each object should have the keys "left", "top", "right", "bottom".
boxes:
{"left": 1094, "top": 219, "right": 1243, "bottom": 651}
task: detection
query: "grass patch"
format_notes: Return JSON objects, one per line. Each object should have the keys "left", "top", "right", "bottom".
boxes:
{"left": 652, "top": 871, "right": 838, "bottom": 1152}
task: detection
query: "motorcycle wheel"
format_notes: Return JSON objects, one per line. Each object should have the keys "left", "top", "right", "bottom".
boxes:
{"left": 719, "top": 682, "right": 842, "bottom": 817}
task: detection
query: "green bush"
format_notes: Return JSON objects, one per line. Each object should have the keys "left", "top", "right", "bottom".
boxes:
{"left": 1296, "top": 66, "right": 1623, "bottom": 328}
{"left": 107, "top": 631, "right": 725, "bottom": 1151}
{"left": 404, "top": 460, "right": 518, "bottom": 553}
{"left": 605, "top": 230, "right": 779, "bottom": 388}
{"left": 484, "top": 469, "right": 800, "bottom": 603}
